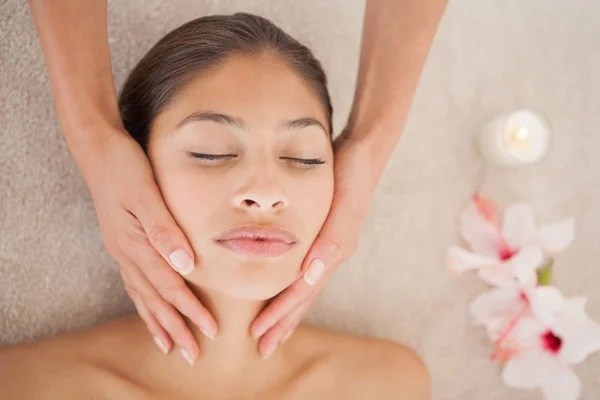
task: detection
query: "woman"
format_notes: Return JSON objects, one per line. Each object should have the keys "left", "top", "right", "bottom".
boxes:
{"left": 1, "top": 13, "right": 429, "bottom": 399}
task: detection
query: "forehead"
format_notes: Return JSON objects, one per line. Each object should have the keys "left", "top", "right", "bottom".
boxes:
{"left": 153, "top": 53, "right": 328, "bottom": 133}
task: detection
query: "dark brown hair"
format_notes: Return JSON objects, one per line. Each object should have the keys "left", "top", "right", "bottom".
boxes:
{"left": 118, "top": 12, "right": 333, "bottom": 150}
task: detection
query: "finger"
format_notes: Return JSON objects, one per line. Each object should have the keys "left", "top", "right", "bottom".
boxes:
{"left": 281, "top": 320, "right": 301, "bottom": 343}
{"left": 280, "top": 293, "right": 318, "bottom": 343}
{"left": 129, "top": 181, "right": 196, "bottom": 276}
{"left": 299, "top": 183, "right": 360, "bottom": 283}
{"left": 129, "top": 291, "right": 172, "bottom": 354}
{"left": 124, "top": 240, "right": 217, "bottom": 338}
{"left": 250, "top": 269, "right": 330, "bottom": 339}
{"left": 121, "top": 258, "right": 200, "bottom": 363}
{"left": 301, "top": 233, "right": 348, "bottom": 285}
{"left": 258, "top": 293, "right": 319, "bottom": 359}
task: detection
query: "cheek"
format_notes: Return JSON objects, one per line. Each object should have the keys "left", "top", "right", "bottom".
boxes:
{"left": 155, "top": 165, "right": 226, "bottom": 239}
{"left": 292, "top": 168, "right": 334, "bottom": 239}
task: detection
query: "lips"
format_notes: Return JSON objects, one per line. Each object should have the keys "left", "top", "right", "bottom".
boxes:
{"left": 214, "top": 226, "right": 297, "bottom": 257}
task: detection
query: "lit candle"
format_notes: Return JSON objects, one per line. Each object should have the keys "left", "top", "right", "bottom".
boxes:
{"left": 478, "top": 109, "right": 552, "bottom": 166}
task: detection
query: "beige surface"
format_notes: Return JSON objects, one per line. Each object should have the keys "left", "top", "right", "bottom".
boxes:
{"left": 2, "top": 0, "right": 600, "bottom": 399}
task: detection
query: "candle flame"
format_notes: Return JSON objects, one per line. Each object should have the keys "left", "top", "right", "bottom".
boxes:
{"left": 510, "top": 126, "right": 530, "bottom": 142}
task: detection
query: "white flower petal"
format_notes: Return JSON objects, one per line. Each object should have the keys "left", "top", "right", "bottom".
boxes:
{"left": 559, "top": 320, "right": 600, "bottom": 364}
{"left": 538, "top": 218, "right": 575, "bottom": 253}
{"left": 555, "top": 305, "right": 600, "bottom": 364}
{"left": 564, "top": 297, "right": 588, "bottom": 318}
{"left": 540, "top": 363, "right": 581, "bottom": 400}
{"left": 512, "top": 316, "right": 548, "bottom": 346}
{"left": 446, "top": 246, "right": 498, "bottom": 275}
{"left": 478, "top": 264, "right": 520, "bottom": 288}
{"left": 460, "top": 201, "right": 502, "bottom": 257}
{"left": 469, "top": 288, "right": 523, "bottom": 328}
{"left": 530, "top": 286, "right": 566, "bottom": 327}
{"left": 503, "top": 203, "right": 538, "bottom": 249}
{"left": 506, "top": 246, "right": 544, "bottom": 286}
{"left": 502, "top": 347, "right": 554, "bottom": 389}
{"left": 483, "top": 318, "right": 510, "bottom": 342}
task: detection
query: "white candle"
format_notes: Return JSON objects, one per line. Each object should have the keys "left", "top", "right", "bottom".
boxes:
{"left": 478, "top": 109, "right": 552, "bottom": 166}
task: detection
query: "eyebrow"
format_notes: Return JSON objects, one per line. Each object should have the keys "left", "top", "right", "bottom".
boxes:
{"left": 175, "top": 111, "right": 329, "bottom": 136}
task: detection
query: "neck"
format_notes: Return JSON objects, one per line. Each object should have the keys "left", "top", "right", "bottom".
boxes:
{"left": 184, "top": 283, "right": 274, "bottom": 373}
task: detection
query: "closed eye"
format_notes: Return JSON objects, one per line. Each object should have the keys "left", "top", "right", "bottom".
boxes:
{"left": 188, "top": 152, "right": 237, "bottom": 161}
{"left": 188, "top": 153, "right": 325, "bottom": 167}
{"left": 281, "top": 157, "right": 326, "bottom": 166}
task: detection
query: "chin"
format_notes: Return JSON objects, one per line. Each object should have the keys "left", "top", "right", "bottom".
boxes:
{"left": 212, "top": 263, "right": 300, "bottom": 301}
{"left": 190, "top": 244, "right": 303, "bottom": 299}
{"left": 218, "top": 281, "right": 289, "bottom": 301}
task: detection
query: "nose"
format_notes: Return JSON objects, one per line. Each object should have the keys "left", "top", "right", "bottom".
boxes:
{"left": 232, "top": 173, "right": 290, "bottom": 213}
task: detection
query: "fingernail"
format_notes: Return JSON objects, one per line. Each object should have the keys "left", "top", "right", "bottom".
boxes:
{"left": 153, "top": 336, "right": 169, "bottom": 354}
{"left": 179, "top": 348, "right": 195, "bottom": 366}
{"left": 200, "top": 328, "right": 216, "bottom": 341}
{"left": 282, "top": 330, "right": 294, "bottom": 344}
{"left": 303, "top": 259, "right": 325, "bottom": 286}
{"left": 262, "top": 341, "right": 279, "bottom": 360}
{"left": 169, "top": 249, "right": 194, "bottom": 276}
{"left": 252, "top": 325, "right": 266, "bottom": 340}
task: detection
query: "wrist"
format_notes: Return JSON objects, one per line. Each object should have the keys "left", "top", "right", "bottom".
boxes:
{"left": 60, "top": 96, "right": 124, "bottom": 138}
{"left": 61, "top": 105, "right": 125, "bottom": 150}
{"left": 343, "top": 110, "right": 407, "bottom": 154}
{"left": 64, "top": 120, "right": 128, "bottom": 181}
{"left": 335, "top": 113, "right": 409, "bottom": 191}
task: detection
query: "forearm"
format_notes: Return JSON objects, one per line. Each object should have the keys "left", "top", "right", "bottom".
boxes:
{"left": 347, "top": 0, "right": 447, "bottom": 157}
{"left": 28, "top": 0, "right": 122, "bottom": 156}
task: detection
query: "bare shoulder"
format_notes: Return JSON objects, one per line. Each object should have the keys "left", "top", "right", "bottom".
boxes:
{"left": 349, "top": 337, "right": 430, "bottom": 399}
{"left": 0, "top": 340, "right": 87, "bottom": 400}
{"left": 0, "top": 345, "right": 25, "bottom": 398}
{"left": 297, "top": 325, "right": 430, "bottom": 400}
{"left": 0, "top": 318, "right": 145, "bottom": 400}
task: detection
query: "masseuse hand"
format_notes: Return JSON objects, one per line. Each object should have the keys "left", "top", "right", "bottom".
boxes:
{"left": 86, "top": 129, "right": 217, "bottom": 358}
{"left": 250, "top": 0, "right": 448, "bottom": 357}
{"left": 28, "top": 0, "right": 216, "bottom": 363}
{"left": 250, "top": 133, "right": 376, "bottom": 357}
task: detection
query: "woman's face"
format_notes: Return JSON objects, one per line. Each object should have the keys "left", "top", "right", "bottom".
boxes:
{"left": 148, "top": 53, "right": 334, "bottom": 300}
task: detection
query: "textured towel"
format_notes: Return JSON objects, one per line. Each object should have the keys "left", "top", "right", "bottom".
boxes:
{"left": 1, "top": 0, "right": 599, "bottom": 399}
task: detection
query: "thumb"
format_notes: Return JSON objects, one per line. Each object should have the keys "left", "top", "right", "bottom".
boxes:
{"left": 132, "top": 183, "right": 196, "bottom": 276}
{"left": 301, "top": 187, "right": 361, "bottom": 287}
{"left": 301, "top": 232, "right": 345, "bottom": 287}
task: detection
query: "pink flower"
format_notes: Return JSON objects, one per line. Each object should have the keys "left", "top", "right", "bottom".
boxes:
{"left": 446, "top": 194, "right": 574, "bottom": 287}
{"left": 492, "top": 287, "right": 600, "bottom": 400}
{"left": 470, "top": 286, "right": 533, "bottom": 342}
